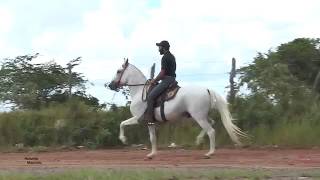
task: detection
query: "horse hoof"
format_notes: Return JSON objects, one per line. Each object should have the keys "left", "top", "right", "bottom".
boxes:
{"left": 204, "top": 152, "right": 214, "bottom": 159}
{"left": 119, "top": 136, "right": 127, "bottom": 144}
{"left": 196, "top": 139, "right": 204, "bottom": 146}
{"left": 144, "top": 156, "right": 153, "bottom": 160}
{"left": 146, "top": 153, "right": 156, "bottom": 160}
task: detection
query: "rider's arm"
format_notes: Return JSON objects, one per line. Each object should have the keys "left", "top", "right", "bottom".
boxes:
{"left": 154, "top": 69, "right": 166, "bottom": 82}
{"left": 152, "top": 53, "right": 169, "bottom": 84}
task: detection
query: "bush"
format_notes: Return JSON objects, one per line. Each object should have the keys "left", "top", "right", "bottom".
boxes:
{"left": 0, "top": 99, "right": 131, "bottom": 149}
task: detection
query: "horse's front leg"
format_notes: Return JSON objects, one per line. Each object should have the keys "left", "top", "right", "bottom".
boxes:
{"left": 119, "top": 116, "right": 139, "bottom": 144}
{"left": 146, "top": 124, "right": 157, "bottom": 159}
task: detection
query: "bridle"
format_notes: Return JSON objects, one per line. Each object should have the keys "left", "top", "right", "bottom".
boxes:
{"left": 115, "top": 62, "right": 129, "bottom": 88}
{"left": 115, "top": 63, "right": 149, "bottom": 87}
{"left": 113, "top": 62, "right": 152, "bottom": 102}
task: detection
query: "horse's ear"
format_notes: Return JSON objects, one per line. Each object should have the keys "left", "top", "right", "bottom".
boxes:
{"left": 122, "top": 58, "right": 129, "bottom": 68}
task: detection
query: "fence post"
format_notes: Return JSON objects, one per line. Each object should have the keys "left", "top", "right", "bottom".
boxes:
{"left": 228, "top": 57, "right": 236, "bottom": 104}
{"left": 313, "top": 70, "right": 320, "bottom": 97}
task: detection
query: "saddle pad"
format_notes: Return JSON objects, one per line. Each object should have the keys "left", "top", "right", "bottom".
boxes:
{"left": 154, "top": 85, "right": 180, "bottom": 107}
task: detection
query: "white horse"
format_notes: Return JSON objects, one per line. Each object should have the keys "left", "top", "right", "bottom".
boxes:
{"left": 108, "top": 59, "right": 246, "bottom": 159}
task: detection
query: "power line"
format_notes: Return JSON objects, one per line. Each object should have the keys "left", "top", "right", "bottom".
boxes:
{"left": 182, "top": 61, "right": 226, "bottom": 64}
{"left": 179, "top": 72, "right": 228, "bottom": 77}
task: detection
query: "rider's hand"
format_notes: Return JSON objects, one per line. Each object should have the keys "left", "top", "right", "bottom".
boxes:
{"left": 150, "top": 79, "right": 156, "bottom": 85}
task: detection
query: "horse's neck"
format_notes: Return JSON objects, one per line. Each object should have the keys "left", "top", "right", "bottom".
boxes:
{"left": 127, "top": 65, "right": 147, "bottom": 100}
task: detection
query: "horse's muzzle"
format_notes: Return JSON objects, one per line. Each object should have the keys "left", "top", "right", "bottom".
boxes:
{"left": 108, "top": 81, "right": 119, "bottom": 91}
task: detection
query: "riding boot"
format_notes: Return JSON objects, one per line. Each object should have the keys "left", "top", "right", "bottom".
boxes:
{"left": 144, "top": 99, "right": 155, "bottom": 124}
{"left": 137, "top": 102, "right": 155, "bottom": 125}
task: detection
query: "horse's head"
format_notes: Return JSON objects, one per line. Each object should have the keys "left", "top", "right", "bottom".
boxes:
{"left": 108, "top": 58, "right": 130, "bottom": 91}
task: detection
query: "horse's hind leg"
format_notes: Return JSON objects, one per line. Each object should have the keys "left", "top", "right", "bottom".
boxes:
{"left": 192, "top": 114, "right": 216, "bottom": 157}
{"left": 196, "top": 118, "right": 214, "bottom": 146}
{"left": 196, "top": 129, "right": 206, "bottom": 146}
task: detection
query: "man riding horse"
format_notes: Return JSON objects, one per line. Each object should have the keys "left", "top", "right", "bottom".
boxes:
{"left": 108, "top": 45, "right": 246, "bottom": 158}
{"left": 140, "top": 40, "right": 176, "bottom": 124}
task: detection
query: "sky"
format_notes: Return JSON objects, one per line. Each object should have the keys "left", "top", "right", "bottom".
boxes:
{"left": 0, "top": 0, "right": 319, "bottom": 108}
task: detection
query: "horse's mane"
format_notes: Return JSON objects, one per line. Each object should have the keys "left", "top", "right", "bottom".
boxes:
{"left": 129, "top": 63, "right": 147, "bottom": 80}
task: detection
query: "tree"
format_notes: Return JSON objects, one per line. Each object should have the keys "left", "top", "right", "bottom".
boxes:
{"left": 0, "top": 54, "right": 94, "bottom": 109}
{"left": 238, "top": 38, "right": 320, "bottom": 105}
{"left": 277, "top": 38, "right": 320, "bottom": 86}
{"left": 234, "top": 38, "right": 320, "bottom": 127}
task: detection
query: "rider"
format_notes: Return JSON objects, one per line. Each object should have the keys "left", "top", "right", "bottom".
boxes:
{"left": 142, "top": 40, "right": 176, "bottom": 124}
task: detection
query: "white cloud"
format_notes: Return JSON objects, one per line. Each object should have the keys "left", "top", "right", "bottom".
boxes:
{"left": 0, "top": 6, "right": 15, "bottom": 55}
{"left": 1, "top": 0, "right": 320, "bottom": 106}
{"left": 77, "top": 58, "right": 124, "bottom": 80}
{"left": 0, "top": 38, "right": 4, "bottom": 49}
{"left": 0, "top": 6, "right": 13, "bottom": 33}
{"left": 31, "top": 31, "right": 67, "bottom": 58}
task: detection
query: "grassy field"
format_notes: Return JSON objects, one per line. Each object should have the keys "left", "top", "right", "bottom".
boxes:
{"left": 1, "top": 101, "right": 320, "bottom": 150}
{"left": 0, "top": 168, "right": 320, "bottom": 180}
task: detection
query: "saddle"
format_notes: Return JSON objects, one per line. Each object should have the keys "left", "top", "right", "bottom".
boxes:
{"left": 155, "top": 81, "right": 180, "bottom": 107}
{"left": 148, "top": 81, "right": 180, "bottom": 122}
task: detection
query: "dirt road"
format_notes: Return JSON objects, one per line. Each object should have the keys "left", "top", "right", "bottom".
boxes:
{"left": 0, "top": 148, "right": 319, "bottom": 170}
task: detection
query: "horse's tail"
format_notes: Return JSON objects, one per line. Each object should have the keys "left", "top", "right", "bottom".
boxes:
{"left": 208, "top": 90, "right": 247, "bottom": 146}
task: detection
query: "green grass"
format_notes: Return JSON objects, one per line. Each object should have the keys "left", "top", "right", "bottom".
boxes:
{"left": 249, "top": 121, "right": 320, "bottom": 147}
{"left": 2, "top": 100, "right": 320, "bottom": 151}
{"left": 0, "top": 168, "right": 320, "bottom": 180}
{"left": 157, "top": 116, "right": 320, "bottom": 149}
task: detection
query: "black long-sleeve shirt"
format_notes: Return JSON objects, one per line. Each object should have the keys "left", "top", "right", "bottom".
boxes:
{"left": 161, "top": 51, "right": 176, "bottom": 77}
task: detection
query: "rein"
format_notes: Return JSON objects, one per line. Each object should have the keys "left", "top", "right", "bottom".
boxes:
{"left": 117, "top": 80, "right": 151, "bottom": 102}
{"left": 142, "top": 79, "right": 151, "bottom": 102}
{"left": 126, "top": 83, "right": 146, "bottom": 86}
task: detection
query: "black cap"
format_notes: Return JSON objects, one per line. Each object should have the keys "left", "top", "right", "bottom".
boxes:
{"left": 156, "top": 40, "right": 170, "bottom": 49}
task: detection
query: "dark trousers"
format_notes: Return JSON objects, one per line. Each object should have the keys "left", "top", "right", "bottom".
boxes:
{"left": 145, "top": 76, "right": 176, "bottom": 121}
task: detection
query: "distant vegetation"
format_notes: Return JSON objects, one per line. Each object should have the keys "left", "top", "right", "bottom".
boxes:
{"left": 0, "top": 38, "right": 320, "bottom": 150}
{"left": 233, "top": 38, "right": 320, "bottom": 147}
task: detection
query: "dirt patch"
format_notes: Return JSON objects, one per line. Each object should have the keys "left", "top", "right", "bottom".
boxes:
{"left": 0, "top": 148, "right": 319, "bottom": 170}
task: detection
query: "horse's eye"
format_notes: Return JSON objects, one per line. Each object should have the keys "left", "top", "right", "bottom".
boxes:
{"left": 117, "top": 70, "right": 121, "bottom": 74}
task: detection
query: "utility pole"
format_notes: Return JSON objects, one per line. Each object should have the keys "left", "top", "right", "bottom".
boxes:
{"left": 313, "top": 70, "right": 320, "bottom": 96}
{"left": 66, "top": 57, "right": 81, "bottom": 98}
{"left": 228, "top": 57, "right": 236, "bottom": 104}
{"left": 66, "top": 63, "right": 73, "bottom": 98}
